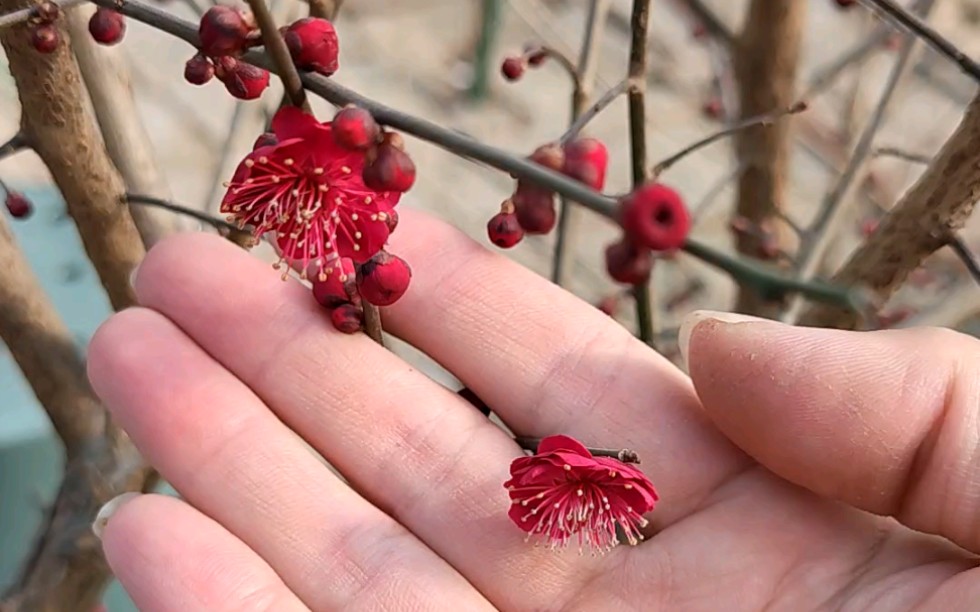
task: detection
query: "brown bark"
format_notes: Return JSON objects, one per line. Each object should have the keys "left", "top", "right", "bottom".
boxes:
{"left": 800, "top": 93, "right": 980, "bottom": 329}
{"left": 0, "top": 215, "right": 149, "bottom": 612}
{"left": 731, "top": 0, "right": 805, "bottom": 316}
{"left": 0, "top": 3, "right": 144, "bottom": 310}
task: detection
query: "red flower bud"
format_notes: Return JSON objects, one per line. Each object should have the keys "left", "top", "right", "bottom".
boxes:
{"left": 88, "top": 8, "right": 125, "bottom": 45}
{"left": 487, "top": 210, "right": 524, "bottom": 248}
{"left": 332, "top": 106, "right": 379, "bottom": 150}
{"left": 283, "top": 17, "right": 339, "bottom": 76}
{"left": 357, "top": 251, "right": 411, "bottom": 306}
{"left": 702, "top": 97, "right": 723, "bottom": 120}
{"left": 184, "top": 53, "right": 214, "bottom": 85}
{"left": 218, "top": 60, "right": 270, "bottom": 100}
{"left": 30, "top": 24, "right": 59, "bottom": 53}
{"left": 362, "top": 139, "right": 416, "bottom": 193}
{"left": 619, "top": 183, "right": 690, "bottom": 252}
{"left": 33, "top": 1, "right": 59, "bottom": 24}
{"left": 605, "top": 240, "right": 652, "bottom": 285}
{"left": 501, "top": 56, "right": 525, "bottom": 81}
{"left": 562, "top": 137, "right": 608, "bottom": 191}
{"left": 4, "top": 191, "right": 32, "bottom": 219}
{"left": 330, "top": 302, "right": 363, "bottom": 334}
{"left": 252, "top": 131, "right": 278, "bottom": 150}
{"left": 198, "top": 6, "right": 252, "bottom": 57}
{"left": 311, "top": 258, "right": 356, "bottom": 309}
{"left": 529, "top": 142, "right": 564, "bottom": 172}
{"left": 835, "top": 0, "right": 857, "bottom": 7}
{"left": 512, "top": 184, "right": 556, "bottom": 234}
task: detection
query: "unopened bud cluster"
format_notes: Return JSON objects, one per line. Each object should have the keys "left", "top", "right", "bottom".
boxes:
{"left": 27, "top": 1, "right": 125, "bottom": 54}
{"left": 186, "top": 10, "right": 340, "bottom": 101}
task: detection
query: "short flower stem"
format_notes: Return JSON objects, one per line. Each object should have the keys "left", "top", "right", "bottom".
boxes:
{"left": 515, "top": 436, "right": 641, "bottom": 464}
{"left": 651, "top": 101, "right": 808, "bottom": 178}
{"left": 361, "top": 300, "right": 384, "bottom": 346}
{"left": 90, "top": 0, "right": 867, "bottom": 314}
{"left": 245, "top": 0, "right": 311, "bottom": 112}
{"left": 558, "top": 77, "right": 629, "bottom": 146}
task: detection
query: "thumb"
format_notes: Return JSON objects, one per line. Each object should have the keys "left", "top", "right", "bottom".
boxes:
{"left": 680, "top": 311, "right": 980, "bottom": 552}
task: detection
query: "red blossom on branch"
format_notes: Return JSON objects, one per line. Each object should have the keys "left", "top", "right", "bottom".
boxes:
{"left": 221, "top": 106, "right": 401, "bottom": 272}
{"left": 504, "top": 434, "right": 658, "bottom": 552}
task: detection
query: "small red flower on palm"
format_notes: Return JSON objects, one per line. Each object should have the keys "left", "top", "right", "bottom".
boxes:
{"left": 504, "top": 435, "right": 658, "bottom": 552}
{"left": 221, "top": 106, "right": 400, "bottom": 272}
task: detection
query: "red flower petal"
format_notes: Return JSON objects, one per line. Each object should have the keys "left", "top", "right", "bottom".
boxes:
{"left": 271, "top": 105, "right": 323, "bottom": 141}
{"left": 536, "top": 434, "right": 592, "bottom": 457}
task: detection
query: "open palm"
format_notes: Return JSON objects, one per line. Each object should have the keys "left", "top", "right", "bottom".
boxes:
{"left": 88, "top": 210, "right": 980, "bottom": 611}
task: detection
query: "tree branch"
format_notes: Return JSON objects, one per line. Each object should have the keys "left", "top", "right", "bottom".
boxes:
{"left": 0, "top": 0, "right": 144, "bottom": 311}
{"left": 730, "top": 0, "right": 805, "bottom": 317}
{"left": 788, "top": 5, "right": 930, "bottom": 322}
{"left": 67, "top": 4, "right": 179, "bottom": 248}
{"left": 799, "top": 91, "right": 980, "bottom": 329}
{"left": 627, "top": 0, "right": 654, "bottom": 346}
{"left": 246, "top": 0, "right": 310, "bottom": 111}
{"left": 0, "top": 212, "right": 148, "bottom": 611}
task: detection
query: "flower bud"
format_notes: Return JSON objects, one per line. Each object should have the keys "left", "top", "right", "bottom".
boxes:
{"left": 283, "top": 17, "right": 339, "bottom": 76}
{"left": 357, "top": 251, "right": 411, "bottom": 306}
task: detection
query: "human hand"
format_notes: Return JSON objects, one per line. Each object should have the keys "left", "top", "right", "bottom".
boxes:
{"left": 87, "top": 210, "right": 980, "bottom": 611}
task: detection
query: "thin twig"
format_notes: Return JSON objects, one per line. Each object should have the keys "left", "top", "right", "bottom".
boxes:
{"left": 91, "top": 0, "right": 865, "bottom": 312}
{"left": 558, "top": 77, "right": 628, "bottom": 145}
{"left": 125, "top": 194, "right": 240, "bottom": 233}
{"left": 873, "top": 146, "right": 931, "bottom": 164}
{"left": 526, "top": 45, "right": 583, "bottom": 95}
{"left": 552, "top": 0, "right": 610, "bottom": 285}
{"left": 514, "top": 436, "right": 641, "bottom": 464}
{"left": 246, "top": 0, "right": 310, "bottom": 111}
{"left": 947, "top": 234, "right": 980, "bottom": 287}
{"left": 0, "top": 132, "right": 28, "bottom": 160}
{"left": 653, "top": 101, "right": 807, "bottom": 177}
{"left": 627, "top": 0, "right": 654, "bottom": 347}
{"left": 857, "top": 0, "right": 980, "bottom": 83}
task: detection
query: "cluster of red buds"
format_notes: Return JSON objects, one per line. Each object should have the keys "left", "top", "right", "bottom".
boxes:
{"left": 499, "top": 44, "right": 549, "bottom": 82}
{"left": 185, "top": 6, "right": 266, "bottom": 99}
{"left": 486, "top": 137, "right": 608, "bottom": 248}
{"left": 606, "top": 183, "right": 691, "bottom": 285}
{"left": 220, "top": 103, "right": 415, "bottom": 334}
{"left": 27, "top": 1, "right": 125, "bottom": 54}
{"left": 186, "top": 9, "right": 339, "bottom": 101}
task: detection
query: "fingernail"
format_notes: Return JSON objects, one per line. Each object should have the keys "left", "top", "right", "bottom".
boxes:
{"left": 92, "top": 492, "right": 141, "bottom": 540}
{"left": 678, "top": 310, "right": 768, "bottom": 371}
{"left": 129, "top": 261, "right": 141, "bottom": 289}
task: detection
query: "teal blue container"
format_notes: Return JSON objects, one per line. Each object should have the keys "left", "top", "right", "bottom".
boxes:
{"left": 0, "top": 187, "right": 135, "bottom": 611}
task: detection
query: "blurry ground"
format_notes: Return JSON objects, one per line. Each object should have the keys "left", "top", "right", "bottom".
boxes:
{"left": 2, "top": 0, "right": 979, "bottom": 361}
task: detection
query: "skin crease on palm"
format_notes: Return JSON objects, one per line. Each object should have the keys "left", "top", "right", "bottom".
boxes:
{"left": 85, "top": 208, "right": 980, "bottom": 612}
